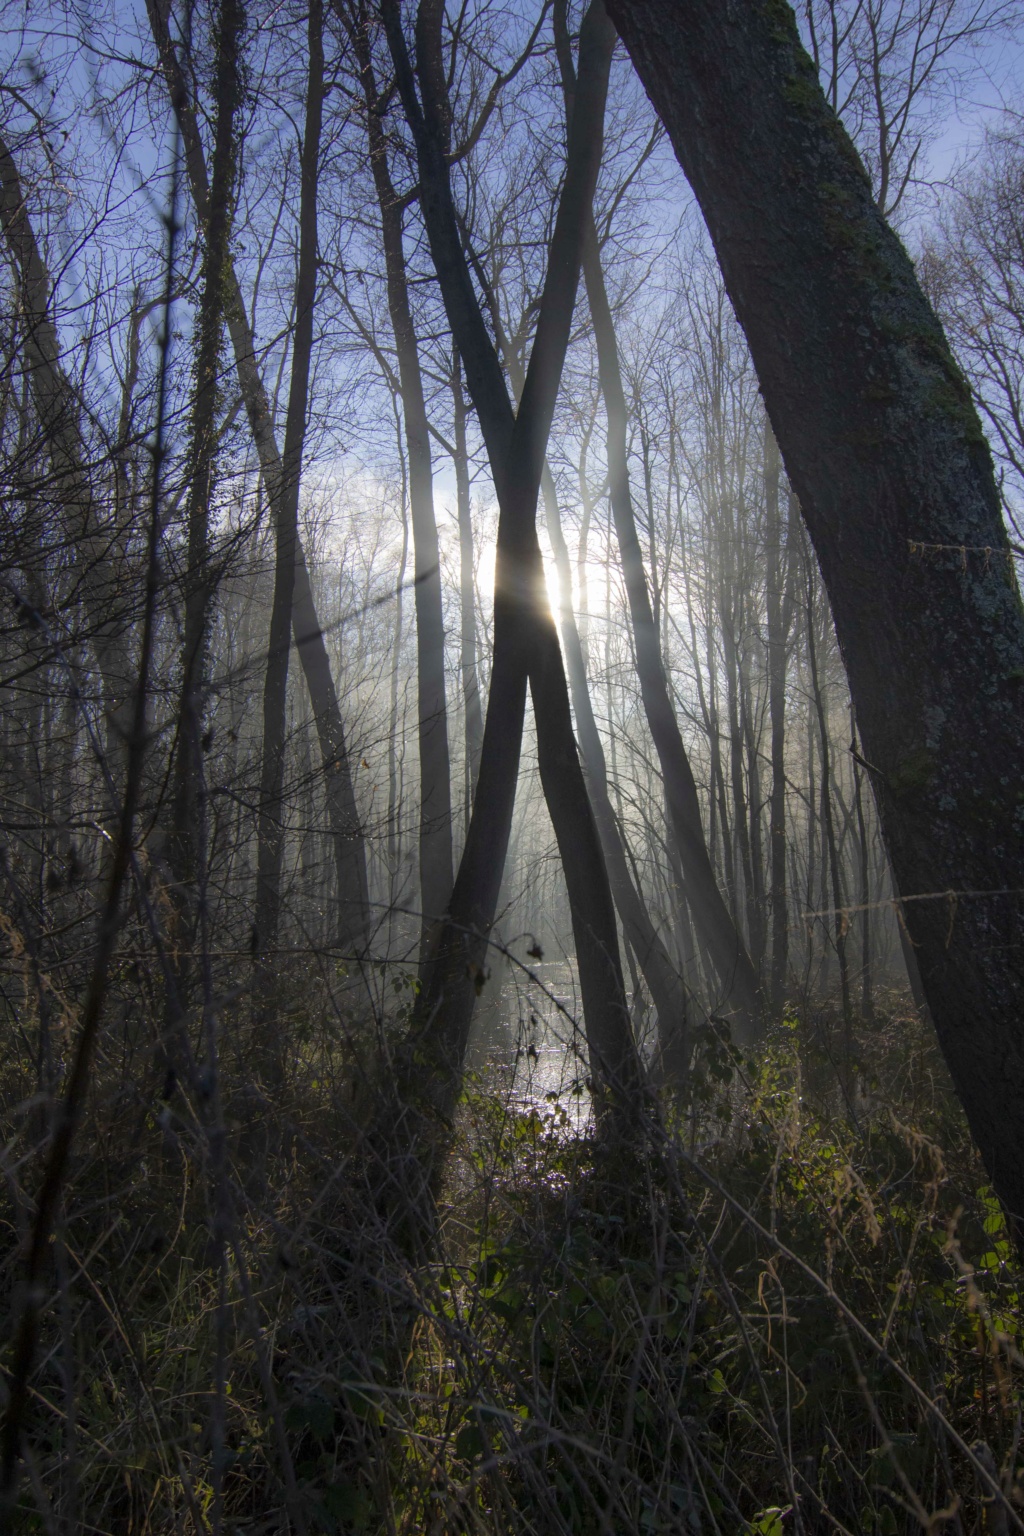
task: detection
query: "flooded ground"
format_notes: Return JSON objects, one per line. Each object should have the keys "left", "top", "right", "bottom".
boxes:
{"left": 465, "top": 956, "right": 594, "bottom": 1131}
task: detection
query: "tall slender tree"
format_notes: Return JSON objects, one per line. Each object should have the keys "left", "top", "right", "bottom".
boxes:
{"left": 346, "top": 0, "right": 453, "bottom": 948}
{"left": 254, "top": 0, "right": 326, "bottom": 1036}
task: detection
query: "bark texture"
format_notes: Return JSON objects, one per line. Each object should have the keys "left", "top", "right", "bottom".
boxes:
{"left": 608, "top": 0, "right": 1024, "bottom": 1230}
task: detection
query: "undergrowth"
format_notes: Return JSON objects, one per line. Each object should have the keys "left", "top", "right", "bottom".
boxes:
{"left": 1, "top": 984, "right": 1021, "bottom": 1534}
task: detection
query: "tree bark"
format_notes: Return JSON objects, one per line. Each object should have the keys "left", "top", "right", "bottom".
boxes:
{"left": 495, "top": 269, "right": 690, "bottom": 1079}
{"left": 452, "top": 350, "right": 484, "bottom": 815}
{"left": 804, "top": 543, "right": 854, "bottom": 1089}
{"left": 608, "top": 0, "right": 1024, "bottom": 1233}
{"left": 850, "top": 705, "right": 874, "bottom": 1022}
{"left": 541, "top": 466, "right": 691, "bottom": 1084}
{"left": 556, "top": 0, "right": 760, "bottom": 1035}
{"left": 764, "top": 422, "right": 794, "bottom": 1016}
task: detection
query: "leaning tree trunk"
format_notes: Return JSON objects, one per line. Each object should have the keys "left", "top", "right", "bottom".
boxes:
{"left": 0, "top": 134, "right": 134, "bottom": 762}
{"left": 582, "top": 216, "right": 762, "bottom": 1040}
{"left": 376, "top": 0, "right": 647, "bottom": 1185}
{"left": 383, "top": 0, "right": 644, "bottom": 1154}
{"left": 555, "top": 9, "right": 760, "bottom": 1036}
{"left": 494, "top": 290, "right": 691, "bottom": 1077}
{"left": 541, "top": 467, "right": 692, "bottom": 1084}
{"left": 608, "top": 0, "right": 1024, "bottom": 1234}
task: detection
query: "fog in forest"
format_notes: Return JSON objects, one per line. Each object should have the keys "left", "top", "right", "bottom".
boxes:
{"left": 1, "top": 0, "right": 1024, "bottom": 1529}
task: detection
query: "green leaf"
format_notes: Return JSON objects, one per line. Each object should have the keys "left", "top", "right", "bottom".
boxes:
{"left": 285, "top": 1400, "right": 335, "bottom": 1442}
{"left": 749, "top": 1506, "right": 790, "bottom": 1536}
{"left": 322, "top": 1482, "right": 371, "bottom": 1528}
{"left": 456, "top": 1423, "right": 486, "bottom": 1461}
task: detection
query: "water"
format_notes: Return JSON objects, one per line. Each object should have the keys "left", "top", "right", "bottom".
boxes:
{"left": 466, "top": 956, "right": 594, "bottom": 1132}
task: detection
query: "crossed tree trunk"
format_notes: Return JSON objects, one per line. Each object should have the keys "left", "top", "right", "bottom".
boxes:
{"left": 380, "top": 0, "right": 646, "bottom": 1175}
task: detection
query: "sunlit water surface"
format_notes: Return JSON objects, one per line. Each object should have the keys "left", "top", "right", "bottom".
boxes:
{"left": 465, "top": 958, "right": 594, "bottom": 1133}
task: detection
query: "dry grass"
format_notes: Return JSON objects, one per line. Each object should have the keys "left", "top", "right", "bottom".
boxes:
{"left": 1, "top": 976, "right": 1021, "bottom": 1535}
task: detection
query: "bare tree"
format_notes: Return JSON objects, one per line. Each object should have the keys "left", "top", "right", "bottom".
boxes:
{"left": 609, "top": 0, "right": 1024, "bottom": 1235}
{"left": 383, "top": 0, "right": 645, "bottom": 1156}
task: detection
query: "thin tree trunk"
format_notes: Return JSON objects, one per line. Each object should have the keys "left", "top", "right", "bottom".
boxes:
{"left": 254, "top": 0, "right": 324, "bottom": 1020}
{"left": 387, "top": 399, "right": 410, "bottom": 884}
{"left": 148, "top": 0, "right": 369, "bottom": 947}
{"left": 850, "top": 705, "right": 874, "bottom": 1022}
{"left": 764, "top": 426, "right": 795, "bottom": 1015}
{"left": 722, "top": 610, "right": 756, "bottom": 938}
{"left": 170, "top": 0, "right": 244, "bottom": 909}
{"left": 805, "top": 544, "right": 854, "bottom": 1094}
{"left": 574, "top": 203, "right": 761, "bottom": 1039}
{"left": 452, "top": 350, "right": 483, "bottom": 816}
{"left": 0, "top": 134, "right": 134, "bottom": 760}
{"left": 541, "top": 466, "right": 691, "bottom": 1084}
{"left": 497, "top": 293, "right": 690, "bottom": 1076}
{"left": 740, "top": 631, "right": 767, "bottom": 973}
{"left": 352, "top": 11, "right": 453, "bottom": 946}
{"left": 556, "top": 0, "right": 760, "bottom": 1025}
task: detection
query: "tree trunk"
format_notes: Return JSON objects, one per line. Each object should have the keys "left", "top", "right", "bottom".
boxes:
{"left": 353, "top": 13, "right": 453, "bottom": 945}
{"left": 0, "top": 134, "right": 134, "bottom": 761}
{"left": 384, "top": 0, "right": 644, "bottom": 1144}
{"left": 170, "top": 0, "right": 244, "bottom": 908}
{"left": 541, "top": 466, "right": 691, "bottom": 1085}
{"left": 850, "top": 705, "right": 874, "bottom": 1022}
{"left": 551, "top": 0, "right": 762, "bottom": 1031}
{"left": 254, "top": 0, "right": 324, "bottom": 1005}
{"left": 147, "top": 0, "right": 369, "bottom": 948}
{"left": 495, "top": 273, "right": 690, "bottom": 1079}
{"left": 805, "top": 548, "right": 854, "bottom": 1092}
{"left": 580, "top": 213, "right": 761, "bottom": 1042}
{"left": 452, "top": 350, "right": 484, "bottom": 816}
{"left": 608, "top": 0, "right": 1024, "bottom": 1230}
{"left": 764, "top": 423, "right": 793, "bottom": 1016}
{"left": 387, "top": 406, "right": 410, "bottom": 885}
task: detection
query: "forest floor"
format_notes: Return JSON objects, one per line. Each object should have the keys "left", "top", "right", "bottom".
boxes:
{"left": 2, "top": 986, "right": 1021, "bottom": 1535}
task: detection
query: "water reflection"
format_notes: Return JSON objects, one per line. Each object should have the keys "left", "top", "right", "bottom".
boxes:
{"left": 465, "top": 956, "right": 594, "bottom": 1131}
